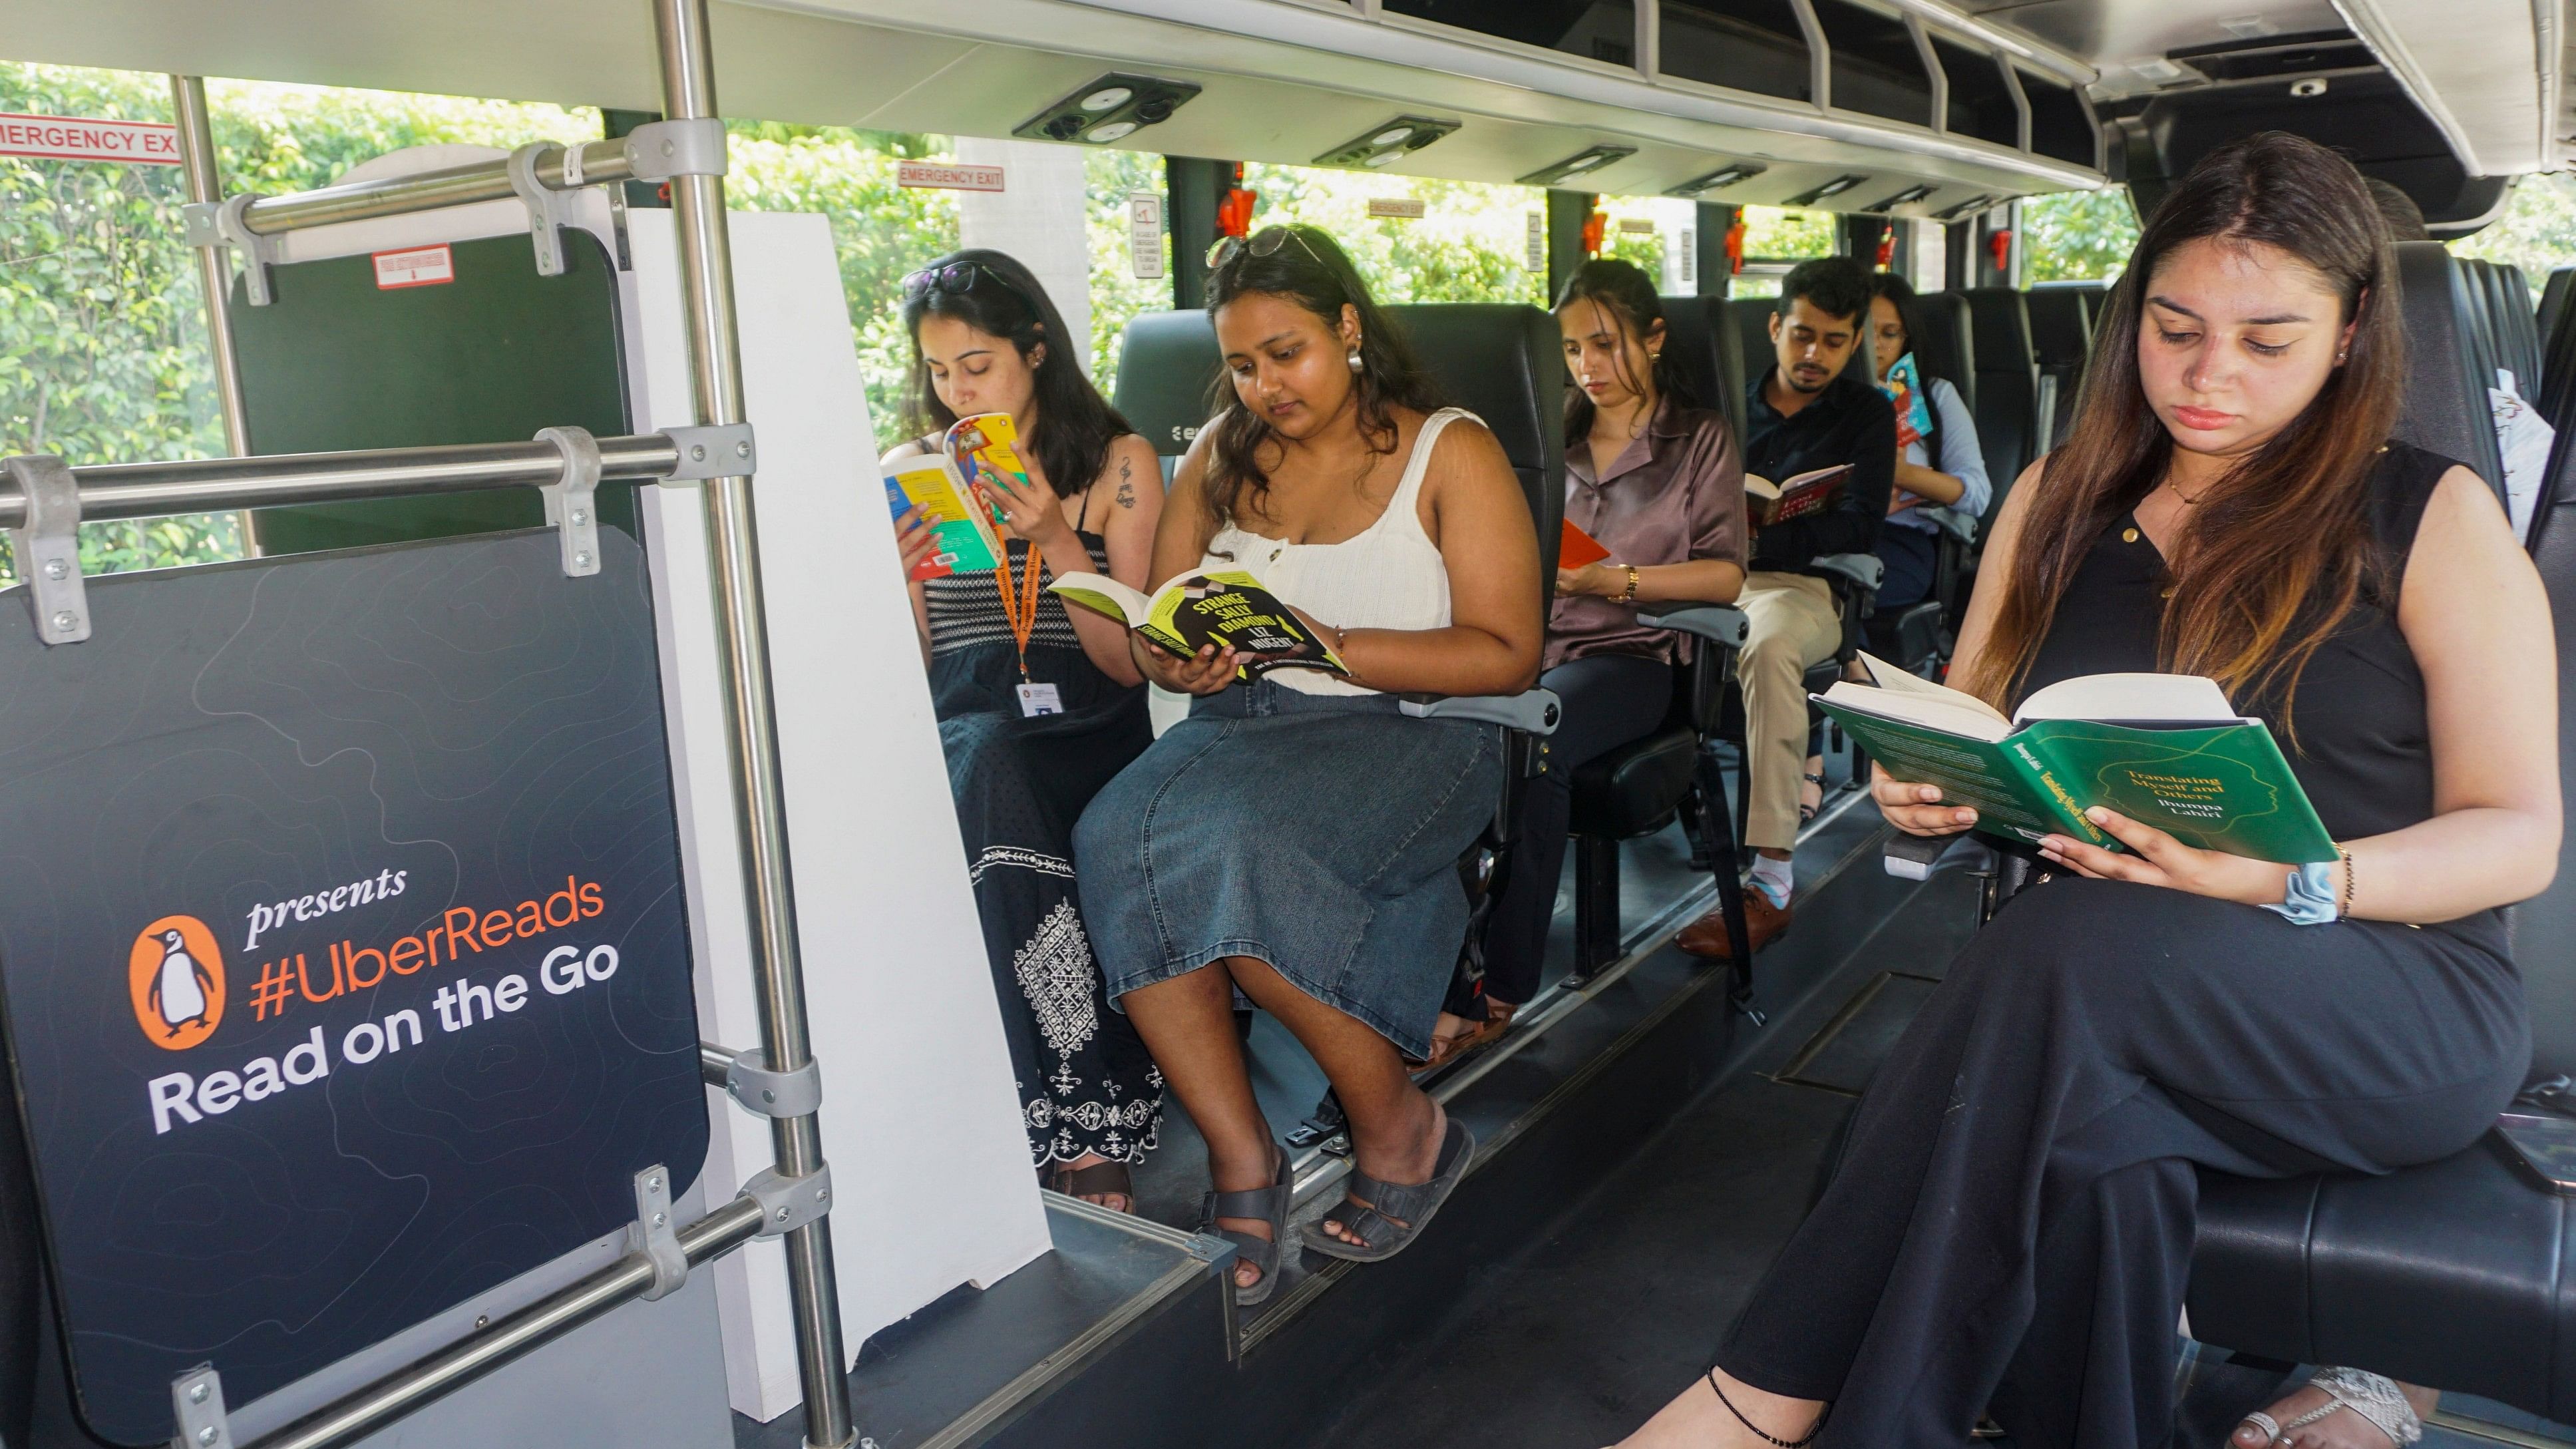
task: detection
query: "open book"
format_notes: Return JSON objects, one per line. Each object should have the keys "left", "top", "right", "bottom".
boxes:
{"left": 1746, "top": 463, "right": 1850, "bottom": 527}
{"left": 1811, "top": 654, "right": 2335, "bottom": 863}
{"left": 884, "top": 455, "right": 1003, "bottom": 580}
{"left": 1050, "top": 568, "right": 1350, "bottom": 680}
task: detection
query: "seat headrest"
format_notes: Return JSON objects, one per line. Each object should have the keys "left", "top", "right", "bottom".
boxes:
{"left": 1960, "top": 288, "right": 2038, "bottom": 375}
{"left": 1659, "top": 294, "right": 1747, "bottom": 443}
{"left": 2391, "top": 242, "right": 2507, "bottom": 499}
{"left": 1904, "top": 292, "right": 1976, "bottom": 413}
{"left": 2022, "top": 288, "right": 2093, "bottom": 369}
{"left": 1380, "top": 302, "right": 1565, "bottom": 595}
{"left": 1109, "top": 310, "right": 1224, "bottom": 459}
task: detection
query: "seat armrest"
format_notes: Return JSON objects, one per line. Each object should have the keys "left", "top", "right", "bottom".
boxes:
{"left": 1634, "top": 602, "right": 1749, "bottom": 648}
{"left": 1883, "top": 832, "right": 1992, "bottom": 881}
{"left": 1399, "top": 688, "right": 1562, "bottom": 735}
{"left": 1921, "top": 506, "right": 1979, "bottom": 545}
{"left": 1807, "top": 553, "right": 1885, "bottom": 592}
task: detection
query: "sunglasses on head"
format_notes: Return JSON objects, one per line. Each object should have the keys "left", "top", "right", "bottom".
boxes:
{"left": 901, "top": 260, "right": 1025, "bottom": 303}
{"left": 1205, "top": 226, "right": 1330, "bottom": 272}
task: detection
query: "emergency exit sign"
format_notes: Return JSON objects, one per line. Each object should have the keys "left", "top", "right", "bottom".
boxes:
{"left": 0, "top": 112, "right": 180, "bottom": 166}
{"left": 897, "top": 160, "right": 1006, "bottom": 192}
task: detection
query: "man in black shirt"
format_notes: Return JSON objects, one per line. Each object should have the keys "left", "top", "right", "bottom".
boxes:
{"left": 1680, "top": 256, "right": 1896, "bottom": 958}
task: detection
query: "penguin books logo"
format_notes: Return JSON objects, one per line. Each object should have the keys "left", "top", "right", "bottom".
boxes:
{"left": 128, "top": 917, "right": 225, "bottom": 1051}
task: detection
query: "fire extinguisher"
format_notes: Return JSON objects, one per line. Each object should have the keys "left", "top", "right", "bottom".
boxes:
{"left": 1988, "top": 227, "right": 2014, "bottom": 279}
{"left": 1875, "top": 232, "right": 1897, "bottom": 270}
{"left": 1581, "top": 208, "right": 1606, "bottom": 257}
{"left": 1724, "top": 216, "right": 1748, "bottom": 274}
{"left": 1216, "top": 161, "right": 1257, "bottom": 240}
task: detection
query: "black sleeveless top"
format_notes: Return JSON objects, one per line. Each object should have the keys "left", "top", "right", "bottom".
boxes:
{"left": 2019, "top": 443, "right": 2501, "bottom": 944}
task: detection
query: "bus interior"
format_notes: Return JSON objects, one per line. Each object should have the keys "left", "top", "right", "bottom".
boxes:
{"left": 4, "top": 0, "right": 2576, "bottom": 1446}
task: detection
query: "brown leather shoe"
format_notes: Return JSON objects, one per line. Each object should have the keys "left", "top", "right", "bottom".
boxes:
{"left": 1676, "top": 890, "right": 1792, "bottom": 960}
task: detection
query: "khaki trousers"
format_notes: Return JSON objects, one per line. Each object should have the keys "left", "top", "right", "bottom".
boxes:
{"left": 1736, "top": 572, "right": 1843, "bottom": 853}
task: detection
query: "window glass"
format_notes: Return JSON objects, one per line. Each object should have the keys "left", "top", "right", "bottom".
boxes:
{"left": 2020, "top": 189, "right": 2139, "bottom": 282}
{"left": 1658, "top": 0, "right": 1813, "bottom": 103}
{"left": 1931, "top": 37, "right": 2018, "bottom": 146}
{"left": 1383, "top": 0, "right": 1641, "bottom": 68}
{"left": 1743, "top": 206, "right": 1836, "bottom": 260}
{"left": 2020, "top": 71, "right": 2096, "bottom": 166}
{"left": 1810, "top": 0, "right": 1934, "bottom": 127}
{"left": 2449, "top": 173, "right": 2576, "bottom": 311}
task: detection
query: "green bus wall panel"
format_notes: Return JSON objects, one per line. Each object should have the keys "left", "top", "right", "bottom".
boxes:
{"left": 229, "top": 228, "right": 638, "bottom": 554}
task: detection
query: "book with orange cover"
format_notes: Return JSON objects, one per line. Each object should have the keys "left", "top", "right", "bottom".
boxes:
{"left": 1559, "top": 518, "right": 1611, "bottom": 569}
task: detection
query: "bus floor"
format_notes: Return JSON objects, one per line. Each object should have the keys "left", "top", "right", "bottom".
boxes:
{"left": 1291, "top": 867, "right": 2575, "bottom": 1449}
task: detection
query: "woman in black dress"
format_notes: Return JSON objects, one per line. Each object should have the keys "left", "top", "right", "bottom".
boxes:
{"left": 882, "top": 250, "right": 1167, "bottom": 1211}
{"left": 1615, "top": 134, "right": 2557, "bottom": 1448}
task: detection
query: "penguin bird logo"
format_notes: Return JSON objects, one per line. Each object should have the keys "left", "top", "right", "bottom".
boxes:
{"left": 128, "top": 917, "right": 225, "bottom": 1052}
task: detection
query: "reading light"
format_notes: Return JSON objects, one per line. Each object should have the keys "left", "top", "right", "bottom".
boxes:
{"left": 1785, "top": 174, "right": 1869, "bottom": 206}
{"left": 1861, "top": 184, "right": 1937, "bottom": 212}
{"left": 1932, "top": 192, "right": 1996, "bottom": 221}
{"left": 1016, "top": 73, "right": 1203, "bottom": 146}
{"left": 1311, "top": 114, "right": 1462, "bottom": 169}
{"left": 1664, "top": 162, "right": 1767, "bottom": 198}
{"left": 1517, "top": 144, "right": 1638, "bottom": 187}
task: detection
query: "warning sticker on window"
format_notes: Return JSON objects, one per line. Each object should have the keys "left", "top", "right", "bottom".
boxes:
{"left": 373, "top": 245, "right": 455, "bottom": 290}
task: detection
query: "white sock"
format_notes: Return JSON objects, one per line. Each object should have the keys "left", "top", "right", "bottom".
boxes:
{"left": 1748, "top": 853, "right": 1793, "bottom": 909}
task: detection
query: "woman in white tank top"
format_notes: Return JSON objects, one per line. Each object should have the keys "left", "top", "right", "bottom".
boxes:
{"left": 1073, "top": 226, "right": 1542, "bottom": 1305}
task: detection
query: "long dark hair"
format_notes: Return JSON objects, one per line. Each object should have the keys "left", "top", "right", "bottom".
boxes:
{"left": 1553, "top": 258, "right": 1697, "bottom": 439}
{"left": 1958, "top": 132, "right": 2402, "bottom": 729}
{"left": 903, "top": 248, "right": 1132, "bottom": 500}
{"left": 1200, "top": 225, "right": 1445, "bottom": 526}
{"left": 1867, "top": 272, "right": 1945, "bottom": 473}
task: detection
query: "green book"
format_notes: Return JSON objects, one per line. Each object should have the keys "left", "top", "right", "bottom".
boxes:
{"left": 1813, "top": 653, "right": 2337, "bottom": 864}
{"left": 1049, "top": 567, "right": 1350, "bottom": 681}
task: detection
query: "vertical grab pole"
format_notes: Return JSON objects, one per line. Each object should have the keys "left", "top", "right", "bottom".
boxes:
{"left": 647, "top": 2, "right": 857, "bottom": 1446}
{"left": 169, "top": 75, "right": 260, "bottom": 554}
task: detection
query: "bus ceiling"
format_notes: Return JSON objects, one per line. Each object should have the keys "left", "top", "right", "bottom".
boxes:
{"left": 7, "top": 0, "right": 2565, "bottom": 223}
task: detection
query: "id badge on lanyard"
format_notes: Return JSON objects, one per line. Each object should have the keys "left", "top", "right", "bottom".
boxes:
{"left": 996, "top": 539, "right": 1051, "bottom": 713}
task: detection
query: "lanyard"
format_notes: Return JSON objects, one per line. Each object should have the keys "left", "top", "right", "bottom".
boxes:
{"left": 995, "top": 538, "right": 1044, "bottom": 681}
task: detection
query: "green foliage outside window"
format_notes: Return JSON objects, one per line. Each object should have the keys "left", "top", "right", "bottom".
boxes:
{"left": 2018, "top": 188, "right": 2140, "bottom": 282}
{"left": 2450, "top": 173, "right": 2576, "bottom": 312}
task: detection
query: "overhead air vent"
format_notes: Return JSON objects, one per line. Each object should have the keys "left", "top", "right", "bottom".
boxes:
{"left": 1665, "top": 161, "right": 1768, "bottom": 197}
{"left": 1013, "top": 73, "right": 1203, "bottom": 146}
{"left": 1785, "top": 174, "right": 1867, "bottom": 206}
{"left": 1932, "top": 192, "right": 1995, "bottom": 220}
{"left": 1517, "top": 144, "right": 1639, "bottom": 186}
{"left": 1312, "top": 115, "right": 1462, "bottom": 169}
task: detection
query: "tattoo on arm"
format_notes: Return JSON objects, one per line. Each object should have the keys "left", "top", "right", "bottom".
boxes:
{"left": 1116, "top": 456, "right": 1137, "bottom": 508}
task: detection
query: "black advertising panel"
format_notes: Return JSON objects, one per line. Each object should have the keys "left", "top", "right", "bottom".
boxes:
{"left": 0, "top": 528, "right": 707, "bottom": 1446}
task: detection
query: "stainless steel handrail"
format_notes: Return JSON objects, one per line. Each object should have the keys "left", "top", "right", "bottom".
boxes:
{"left": 232, "top": 137, "right": 639, "bottom": 236}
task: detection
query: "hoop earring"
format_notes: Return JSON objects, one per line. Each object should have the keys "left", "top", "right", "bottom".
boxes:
{"left": 1348, "top": 348, "right": 1364, "bottom": 373}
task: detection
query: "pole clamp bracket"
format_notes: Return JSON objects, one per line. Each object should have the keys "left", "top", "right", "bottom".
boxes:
{"left": 621, "top": 118, "right": 729, "bottom": 183}
{"left": 662, "top": 423, "right": 757, "bottom": 481}
{"left": 745, "top": 1163, "right": 833, "bottom": 1239}
{"left": 6, "top": 455, "right": 90, "bottom": 646}
{"left": 180, "top": 194, "right": 281, "bottom": 306}
{"left": 628, "top": 1163, "right": 690, "bottom": 1301}
{"left": 168, "top": 1363, "right": 234, "bottom": 1449}
{"left": 506, "top": 143, "right": 577, "bottom": 278}
{"left": 535, "top": 427, "right": 604, "bottom": 578}
{"left": 721, "top": 1049, "right": 823, "bottom": 1120}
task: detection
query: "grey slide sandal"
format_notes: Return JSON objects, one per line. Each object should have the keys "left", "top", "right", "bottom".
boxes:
{"left": 1199, "top": 1141, "right": 1293, "bottom": 1307}
{"left": 1300, "top": 1116, "right": 1475, "bottom": 1264}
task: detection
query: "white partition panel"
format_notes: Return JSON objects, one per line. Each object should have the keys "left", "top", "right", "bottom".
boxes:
{"left": 626, "top": 210, "right": 1051, "bottom": 1422}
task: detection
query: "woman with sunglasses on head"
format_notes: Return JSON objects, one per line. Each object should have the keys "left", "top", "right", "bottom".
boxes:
{"left": 1073, "top": 225, "right": 1543, "bottom": 1304}
{"left": 883, "top": 249, "right": 1168, "bottom": 1214}
{"left": 1614, "top": 132, "right": 2551, "bottom": 1449}
{"left": 1435, "top": 258, "right": 1745, "bottom": 1065}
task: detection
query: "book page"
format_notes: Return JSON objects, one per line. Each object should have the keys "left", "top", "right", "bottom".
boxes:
{"left": 1046, "top": 571, "right": 1151, "bottom": 626}
{"left": 1851, "top": 651, "right": 2010, "bottom": 718}
{"left": 2015, "top": 672, "right": 2239, "bottom": 726}
{"left": 1813, "top": 680, "right": 2014, "bottom": 742}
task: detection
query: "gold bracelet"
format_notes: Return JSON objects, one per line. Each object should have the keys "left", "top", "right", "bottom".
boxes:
{"left": 2338, "top": 844, "right": 2356, "bottom": 919}
{"left": 1622, "top": 564, "right": 1640, "bottom": 602}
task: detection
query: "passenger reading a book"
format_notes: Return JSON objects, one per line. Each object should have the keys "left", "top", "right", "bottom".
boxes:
{"left": 1433, "top": 259, "right": 1746, "bottom": 1066}
{"left": 880, "top": 249, "right": 1169, "bottom": 1214}
{"left": 1071, "top": 225, "right": 1543, "bottom": 1305}
{"left": 1616, "top": 133, "right": 2555, "bottom": 1449}
{"left": 1672, "top": 257, "right": 1896, "bottom": 960}
{"left": 1863, "top": 272, "right": 1990, "bottom": 609}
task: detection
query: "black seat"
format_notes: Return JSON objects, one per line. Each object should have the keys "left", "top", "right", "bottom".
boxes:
{"left": 1871, "top": 288, "right": 1979, "bottom": 672}
{"left": 1384, "top": 304, "right": 1566, "bottom": 554}
{"left": 1658, "top": 294, "right": 1748, "bottom": 444}
{"left": 2390, "top": 242, "right": 2509, "bottom": 503}
{"left": 1107, "top": 310, "right": 1224, "bottom": 481}
{"left": 2538, "top": 267, "right": 2576, "bottom": 423}
{"left": 1956, "top": 288, "right": 2041, "bottom": 524}
{"left": 2022, "top": 285, "right": 2095, "bottom": 454}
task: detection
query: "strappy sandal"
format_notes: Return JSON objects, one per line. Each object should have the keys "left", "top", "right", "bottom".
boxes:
{"left": 1300, "top": 1115, "right": 1475, "bottom": 1263}
{"left": 1417, "top": 1000, "right": 1518, "bottom": 1073}
{"left": 1043, "top": 1159, "right": 1134, "bottom": 1212}
{"left": 2239, "top": 1367, "right": 2424, "bottom": 1447}
{"left": 1797, "top": 771, "right": 1826, "bottom": 823}
{"left": 1198, "top": 1141, "right": 1292, "bottom": 1307}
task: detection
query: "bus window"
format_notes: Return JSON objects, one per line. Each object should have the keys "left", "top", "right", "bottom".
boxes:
{"left": 2020, "top": 188, "right": 2140, "bottom": 283}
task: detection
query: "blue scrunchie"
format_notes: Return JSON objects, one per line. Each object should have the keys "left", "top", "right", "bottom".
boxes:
{"left": 2264, "top": 861, "right": 2340, "bottom": 925}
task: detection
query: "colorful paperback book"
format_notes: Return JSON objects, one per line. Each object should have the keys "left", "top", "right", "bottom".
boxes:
{"left": 1050, "top": 568, "right": 1349, "bottom": 680}
{"left": 1745, "top": 463, "right": 1851, "bottom": 528}
{"left": 1811, "top": 654, "right": 2336, "bottom": 863}
{"left": 944, "top": 411, "right": 1031, "bottom": 495}
{"left": 1879, "top": 351, "right": 1934, "bottom": 449}
{"left": 884, "top": 455, "right": 1003, "bottom": 581}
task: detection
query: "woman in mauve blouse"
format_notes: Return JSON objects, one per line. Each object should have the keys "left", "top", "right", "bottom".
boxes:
{"left": 1432, "top": 260, "right": 1746, "bottom": 1064}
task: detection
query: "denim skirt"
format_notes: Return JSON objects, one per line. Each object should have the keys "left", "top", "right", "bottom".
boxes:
{"left": 1072, "top": 678, "right": 1503, "bottom": 1061}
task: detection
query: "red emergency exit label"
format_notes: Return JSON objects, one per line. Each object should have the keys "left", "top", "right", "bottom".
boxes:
{"left": 897, "top": 160, "right": 1006, "bottom": 192}
{"left": 373, "top": 246, "right": 456, "bottom": 290}
{"left": 0, "top": 112, "right": 181, "bottom": 165}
